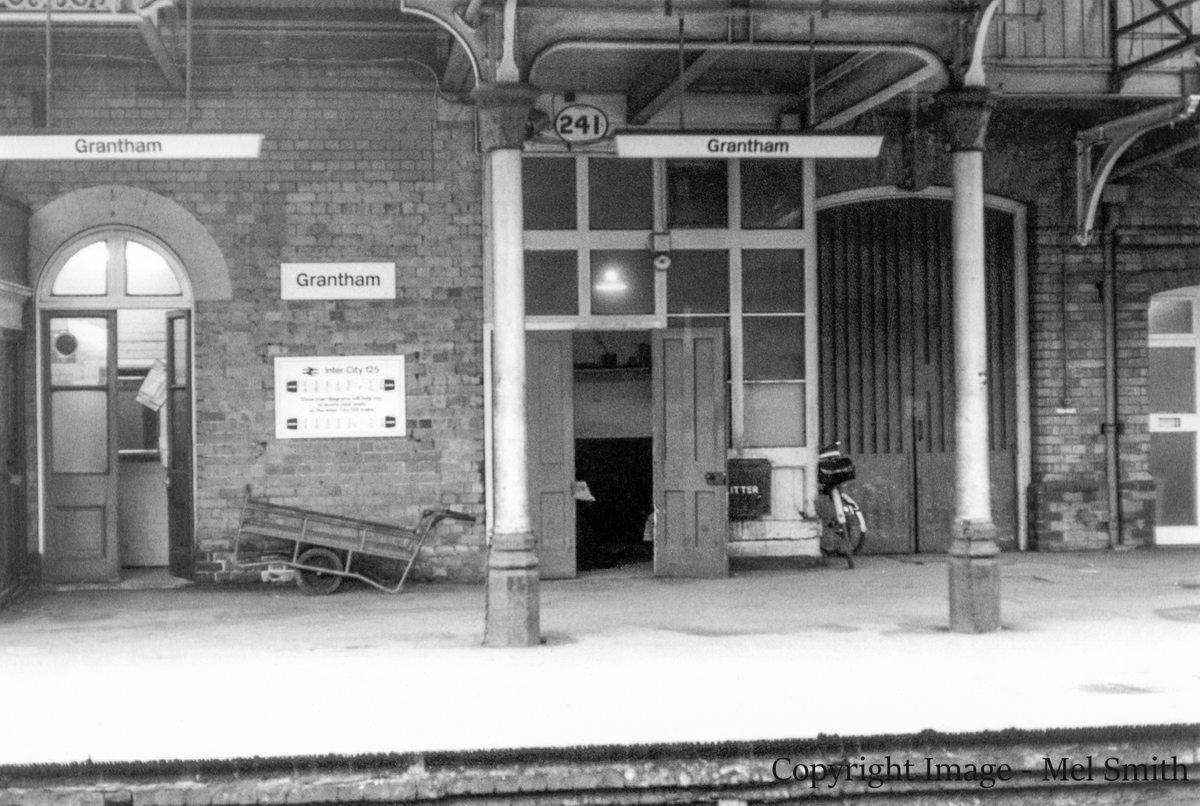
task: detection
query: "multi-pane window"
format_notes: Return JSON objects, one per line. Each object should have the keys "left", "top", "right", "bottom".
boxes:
{"left": 522, "top": 155, "right": 813, "bottom": 450}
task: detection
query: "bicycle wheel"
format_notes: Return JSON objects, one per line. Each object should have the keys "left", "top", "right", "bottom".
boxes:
{"left": 820, "top": 513, "right": 863, "bottom": 569}
{"left": 296, "top": 547, "right": 344, "bottom": 596}
{"left": 840, "top": 507, "right": 865, "bottom": 555}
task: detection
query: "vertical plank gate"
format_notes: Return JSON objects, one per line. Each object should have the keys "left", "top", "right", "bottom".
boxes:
{"left": 818, "top": 198, "right": 1017, "bottom": 553}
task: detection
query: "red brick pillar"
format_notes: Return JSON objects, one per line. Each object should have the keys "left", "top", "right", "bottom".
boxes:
{"left": 474, "top": 82, "right": 542, "bottom": 647}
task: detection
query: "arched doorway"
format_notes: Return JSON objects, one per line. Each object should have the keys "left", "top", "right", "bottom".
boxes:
{"left": 1148, "top": 286, "right": 1200, "bottom": 545}
{"left": 38, "top": 228, "right": 194, "bottom": 583}
{"left": 816, "top": 189, "right": 1030, "bottom": 553}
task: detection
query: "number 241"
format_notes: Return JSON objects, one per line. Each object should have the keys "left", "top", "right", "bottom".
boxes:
{"left": 557, "top": 114, "right": 606, "bottom": 138}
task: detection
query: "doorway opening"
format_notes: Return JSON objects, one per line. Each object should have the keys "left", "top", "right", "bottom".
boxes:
{"left": 1149, "top": 286, "right": 1200, "bottom": 545}
{"left": 573, "top": 330, "right": 654, "bottom": 572}
{"left": 38, "top": 230, "right": 194, "bottom": 584}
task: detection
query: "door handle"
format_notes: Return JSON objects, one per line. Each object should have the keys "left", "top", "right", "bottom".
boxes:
{"left": 705, "top": 471, "right": 727, "bottom": 486}
{"left": 914, "top": 419, "right": 924, "bottom": 443}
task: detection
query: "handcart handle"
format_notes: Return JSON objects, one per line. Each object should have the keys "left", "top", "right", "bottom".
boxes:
{"left": 422, "top": 509, "right": 476, "bottom": 523}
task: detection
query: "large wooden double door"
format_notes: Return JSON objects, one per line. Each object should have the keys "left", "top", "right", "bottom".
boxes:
{"left": 817, "top": 198, "right": 1018, "bottom": 553}
{"left": 526, "top": 328, "right": 728, "bottom": 579}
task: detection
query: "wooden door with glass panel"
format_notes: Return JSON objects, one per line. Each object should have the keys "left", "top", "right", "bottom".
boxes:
{"left": 40, "top": 230, "right": 190, "bottom": 581}
{"left": 44, "top": 312, "right": 119, "bottom": 582}
{"left": 1149, "top": 290, "right": 1200, "bottom": 545}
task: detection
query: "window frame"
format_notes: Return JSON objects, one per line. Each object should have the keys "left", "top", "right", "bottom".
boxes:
{"left": 39, "top": 227, "right": 192, "bottom": 310}
{"left": 522, "top": 153, "right": 817, "bottom": 456}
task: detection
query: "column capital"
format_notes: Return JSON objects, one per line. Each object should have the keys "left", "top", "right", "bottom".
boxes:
{"left": 471, "top": 82, "right": 541, "bottom": 152}
{"left": 933, "top": 86, "right": 996, "bottom": 152}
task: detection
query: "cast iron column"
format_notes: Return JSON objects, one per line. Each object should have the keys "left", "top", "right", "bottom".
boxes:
{"left": 937, "top": 86, "right": 1002, "bottom": 633}
{"left": 475, "top": 82, "right": 541, "bottom": 647}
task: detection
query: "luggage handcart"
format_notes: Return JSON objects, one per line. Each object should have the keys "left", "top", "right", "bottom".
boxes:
{"left": 232, "top": 488, "right": 475, "bottom": 595}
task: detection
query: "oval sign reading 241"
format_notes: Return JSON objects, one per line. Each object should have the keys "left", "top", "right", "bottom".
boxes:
{"left": 555, "top": 104, "right": 609, "bottom": 143}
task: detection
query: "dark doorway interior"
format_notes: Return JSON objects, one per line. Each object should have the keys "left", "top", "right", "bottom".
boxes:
{"left": 575, "top": 438, "right": 653, "bottom": 571}
{"left": 573, "top": 331, "right": 653, "bottom": 571}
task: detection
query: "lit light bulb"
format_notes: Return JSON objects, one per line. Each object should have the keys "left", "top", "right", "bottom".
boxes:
{"left": 594, "top": 267, "right": 628, "bottom": 293}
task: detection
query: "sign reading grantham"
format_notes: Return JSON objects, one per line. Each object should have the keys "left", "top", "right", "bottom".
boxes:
{"left": 613, "top": 133, "right": 884, "bottom": 159}
{"left": 274, "top": 356, "right": 405, "bottom": 440}
{"left": 281, "top": 263, "right": 397, "bottom": 300}
{"left": 0, "top": 133, "right": 264, "bottom": 160}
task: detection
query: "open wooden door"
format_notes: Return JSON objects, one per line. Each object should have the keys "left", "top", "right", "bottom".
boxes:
{"left": 653, "top": 328, "right": 728, "bottom": 577}
{"left": 1, "top": 331, "right": 24, "bottom": 591}
{"left": 44, "top": 312, "right": 119, "bottom": 582}
{"left": 166, "top": 310, "right": 194, "bottom": 579}
{"left": 526, "top": 331, "right": 576, "bottom": 579}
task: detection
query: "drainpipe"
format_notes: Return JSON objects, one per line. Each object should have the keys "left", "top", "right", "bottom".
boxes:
{"left": 1101, "top": 187, "right": 1126, "bottom": 549}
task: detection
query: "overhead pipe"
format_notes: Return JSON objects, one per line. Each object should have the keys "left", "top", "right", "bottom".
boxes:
{"left": 44, "top": 0, "right": 52, "bottom": 128}
{"left": 508, "top": 1, "right": 975, "bottom": 17}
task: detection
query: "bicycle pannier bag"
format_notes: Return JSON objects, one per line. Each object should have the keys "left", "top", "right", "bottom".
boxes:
{"left": 818, "top": 455, "right": 855, "bottom": 487}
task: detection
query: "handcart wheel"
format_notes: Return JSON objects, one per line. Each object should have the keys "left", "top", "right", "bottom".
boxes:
{"left": 296, "top": 547, "right": 343, "bottom": 596}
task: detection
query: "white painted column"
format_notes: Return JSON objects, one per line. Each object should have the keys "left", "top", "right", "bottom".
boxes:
{"left": 474, "top": 82, "right": 541, "bottom": 647}
{"left": 951, "top": 149, "right": 993, "bottom": 525}
{"left": 938, "top": 87, "right": 1001, "bottom": 633}
{"left": 490, "top": 147, "right": 530, "bottom": 541}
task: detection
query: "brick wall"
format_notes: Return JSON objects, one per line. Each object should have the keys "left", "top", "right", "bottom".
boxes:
{"left": 2, "top": 62, "right": 488, "bottom": 583}
{"left": 817, "top": 108, "right": 1170, "bottom": 550}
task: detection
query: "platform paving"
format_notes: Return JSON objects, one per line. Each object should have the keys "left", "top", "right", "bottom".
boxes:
{"left": 0, "top": 549, "right": 1198, "bottom": 767}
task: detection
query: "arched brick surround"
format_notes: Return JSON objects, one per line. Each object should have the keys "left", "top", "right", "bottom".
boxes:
{"left": 28, "top": 185, "right": 230, "bottom": 300}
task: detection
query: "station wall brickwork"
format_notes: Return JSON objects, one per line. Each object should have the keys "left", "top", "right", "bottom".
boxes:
{"left": 4, "top": 61, "right": 1196, "bottom": 579}
{"left": 1, "top": 62, "right": 488, "bottom": 583}
{"left": 818, "top": 108, "right": 1178, "bottom": 551}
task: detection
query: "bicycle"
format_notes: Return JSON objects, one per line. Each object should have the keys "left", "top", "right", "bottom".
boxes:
{"left": 817, "top": 441, "right": 867, "bottom": 568}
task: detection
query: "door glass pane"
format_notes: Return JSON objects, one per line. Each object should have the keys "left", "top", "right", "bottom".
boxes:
{"left": 51, "top": 390, "right": 108, "bottom": 473}
{"left": 589, "top": 159, "right": 653, "bottom": 230}
{"left": 49, "top": 317, "right": 109, "bottom": 387}
{"left": 1149, "top": 298, "right": 1193, "bottom": 335}
{"left": 744, "top": 382, "right": 805, "bottom": 447}
{"left": 741, "top": 160, "right": 804, "bottom": 229}
{"left": 743, "top": 250, "right": 804, "bottom": 313}
{"left": 667, "top": 161, "right": 727, "bottom": 228}
{"left": 744, "top": 316, "right": 804, "bottom": 380}
{"left": 525, "top": 251, "right": 578, "bottom": 315}
{"left": 1151, "top": 432, "right": 1197, "bottom": 525}
{"left": 118, "top": 309, "right": 168, "bottom": 369}
{"left": 126, "top": 242, "right": 182, "bottom": 295}
{"left": 1149, "top": 346, "right": 1195, "bottom": 413}
{"left": 51, "top": 241, "right": 108, "bottom": 296}
{"left": 668, "top": 251, "right": 728, "bottom": 314}
{"left": 590, "top": 250, "right": 654, "bottom": 315}
{"left": 523, "top": 158, "right": 576, "bottom": 230}
{"left": 171, "top": 316, "right": 189, "bottom": 386}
